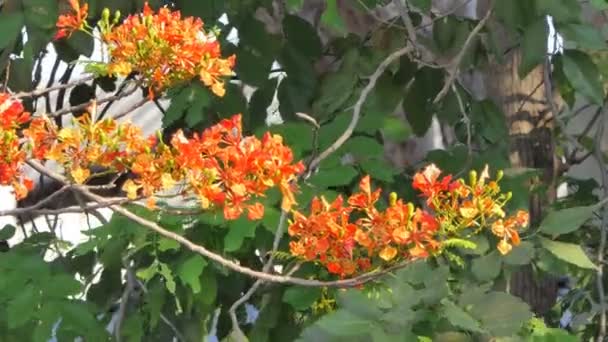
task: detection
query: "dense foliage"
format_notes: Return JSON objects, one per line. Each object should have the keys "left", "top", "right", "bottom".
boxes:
{"left": 0, "top": 0, "right": 607, "bottom": 341}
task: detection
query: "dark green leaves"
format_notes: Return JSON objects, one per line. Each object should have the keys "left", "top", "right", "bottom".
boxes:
{"left": 561, "top": 50, "right": 604, "bottom": 105}
{"left": 163, "top": 82, "right": 211, "bottom": 128}
{"left": 283, "top": 287, "right": 322, "bottom": 310}
{"left": 0, "top": 13, "right": 24, "bottom": 50}
{"left": 283, "top": 15, "right": 322, "bottom": 60}
{"left": 519, "top": 18, "right": 548, "bottom": 78}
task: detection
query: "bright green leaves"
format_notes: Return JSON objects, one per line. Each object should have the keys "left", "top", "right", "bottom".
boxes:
{"left": 177, "top": 255, "right": 208, "bottom": 294}
{"left": 540, "top": 238, "right": 597, "bottom": 269}
{"left": 320, "top": 0, "right": 347, "bottom": 35}
{"left": 560, "top": 50, "right": 605, "bottom": 105}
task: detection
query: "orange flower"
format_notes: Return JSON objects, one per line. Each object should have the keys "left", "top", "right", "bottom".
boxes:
{"left": 55, "top": 0, "right": 88, "bottom": 40}
{"left": 101, "top": 2, "right": 235, "bottom": 97}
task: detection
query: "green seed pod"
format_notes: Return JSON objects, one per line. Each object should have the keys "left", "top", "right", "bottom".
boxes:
{"left": 113, "top": 10, "right": 121, "bottom": 24}
{"left": 102, "top": 8, "right": 110, "bottom": 22}
{"left": 407, "top": 202, "right": 415, "bottom": 217}
{"left": 389, "top": 192, "right": 397, "bottom": 207}
{"left": 469, "top": 170, "right": 477, "bottom": 186}
{"left": 496, "top": 169, "right": 504, "bottom": 182}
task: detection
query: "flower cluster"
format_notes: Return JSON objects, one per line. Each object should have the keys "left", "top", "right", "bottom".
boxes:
{"left": 18, "top": 109, "right": 304, "bottom": 220}
{"left": 0, "top": 94, "right": 33, "bottom": 199}
{"left": 55, "top": 0, "right": 89, "bottom": 40}
{"left": 55, "top": 1, "right": 235, "bottom": 98}
{"left": 413, "top": 164, "right": 529, "bottom": 255}
{"left": 288, "top": 165, "right": 529, "bottom": 277}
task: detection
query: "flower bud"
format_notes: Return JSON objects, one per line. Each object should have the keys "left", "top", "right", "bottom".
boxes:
{"left": 496, "top": 170, "right": 504, "bottom": 182}
{"left": 407, "top": 202, "right": 414, "bottom": 217}
{"left": 469, "top": 170, "right": 477, "bottom": 186}
{"left": 113, "top": 10, "right": 121, "bottom": 24}
{"left": 102, "top": 8, "right": 110, "bottom": 21}
{"left": 505, "top": 192, "right": 512, "bottom": 200}
{"left": 389, "top": 192, "right": 397, "bottom": 207}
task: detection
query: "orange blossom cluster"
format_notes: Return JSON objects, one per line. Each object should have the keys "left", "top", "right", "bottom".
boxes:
{"left": 0, "top": 96, "right": 304, "bottom": 220}
{"left": 412, "top": 164, "right": 529, "bottom": 255}
{"left": 55, "top": 1, "right": 235, "bottom": 98}
{"left": 288, "top": 165, "right": 529, "bottom": 277}
{"left": 0, "top": 94, "right": 33, "bottom": 199}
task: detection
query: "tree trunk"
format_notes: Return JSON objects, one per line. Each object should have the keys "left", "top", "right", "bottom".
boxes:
{"left": 482, "top": 7, "right": 559, "bottom": 316}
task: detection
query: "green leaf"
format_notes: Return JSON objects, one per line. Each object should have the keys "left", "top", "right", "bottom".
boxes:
{"left": 465, "top": 291, "right": 533, "bottom": 336}
{"left": 536, "top": 0, "right": 581, "bottom": 23}
{"left": 315, "top": 309, "right": 372, "bottom": 336}
{"left": 261, "top": 206, "right": 281, "bottom": 233}
{"left": 283, "top": 15, "right": 322, "bottom": 60}
{"left": 0, "top": 13, "right": 24, "bottom": 50}
{"left": 503, "top": 241, "right": 535, "bottom": 265}
{"left": 137, "top": 259, "right": 159, "bottom": 281}
{"left": 7, "top": 284, "right": 39, "bottom": 328}
{"left": 538, "top": 203, "right": 598, "bottom": 236}
{"left": 158, "top": 262, "right": 176, "bottom": 294}
{"left": 177, "top": 255, "right": 207, "bottom": 294}
{"left": 561, "top": 50, "right": 604, "bottom": 105}
{"left": 224, "top": 217, "right": 258, "bottom": 252}
{"left": 519, "top": 18, "right": 548, "bottom": 78}
{"left": 312, "top": 49, "right": 359, "bottom": 117}
{"left": 382, "top": 116, "right": 412, "bottom": 142}
{"left": 471, "top": 251, "right": 502, "bottom": 282}
{"left": 282, "top": 287, "right": 322, "bottom": 310}
{"left": 540, "top": 238, "right": 597, "bottom": 269}
{"left": 0, "top": 224, "right": 16, "bottom": 240}
{"left": 343, "top": 136, "right": 384, "bottom": 158}
{"left": 441, "top": 299, "right": 484, "bottom": 333}
{"left": 321, "top": 0, "right": 346, "bottom": 35}
{"left": 23, "top": 0, "right": 58, "bottom": 30}
{"left": 338, "top": 290, "right": 383, "bottom": 319}
{"left": 559, "top": 23, "right": 607, "bottom": 50}
{"left": 157, "top": 237, "right": 180, "bottom": 252}
{"left": 359, "top": 159, "right": 397, "bottom": 182}
{"left": 309, "top": 165, "right": 358, "bottom": 188}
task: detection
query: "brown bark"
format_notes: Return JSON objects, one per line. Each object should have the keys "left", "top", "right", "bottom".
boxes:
{"left": 483, "top": 14, "right": 559, "bottom": 316}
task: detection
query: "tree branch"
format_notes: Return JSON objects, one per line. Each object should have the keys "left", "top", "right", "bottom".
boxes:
{"left": 25, "top": 160, "right": 411, "bottom": 288}
{"left": 307, "top": 45, "right": 413, "bottom": 173}
{"left": 432, "top": 4, "right": 493, "bottom": 104}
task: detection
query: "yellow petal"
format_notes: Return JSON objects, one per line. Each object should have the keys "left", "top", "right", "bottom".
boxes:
{"left": 497, "top": 240, "right": 512, "bottom": 255}
{"left": 122, "top": 179, "right": 139, "bottom": 199}
{"left": 379, "top": 246, "right": 398, "bottom": 261}
{"left": 71, "top": 167, "right": 90, "bottom": 184}
{"left": 459, "top": 206, "right": 479, "bottom": 219}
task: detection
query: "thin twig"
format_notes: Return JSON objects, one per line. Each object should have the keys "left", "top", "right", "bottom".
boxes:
{"left": 47, "top": 80, "right": 140, "bottom": 117}
{"left": 432, "top": 4, "right": 493, "bottom": 104}
{"left": 308, "top": 45, "right": 413, "bottom": 172}
{"left": 393, "top": 0, "right": 418, "bottom": 50}
{"left": 112, "top": 97, "right": 149, "bottom": 120}
{"left": 594, "top": 106, "right": 607, "bottom": 342}
{"left": 229, "top": 211, "right": 288, "bottom": 338}
{"left": 115, "top": 259, "right": 136, "bottom": 342}
{"left": 11, "top": 75, "right": 96, "bottom": 99}
{"left": 133, "top": 276, "right": 186, "bottom": 341}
